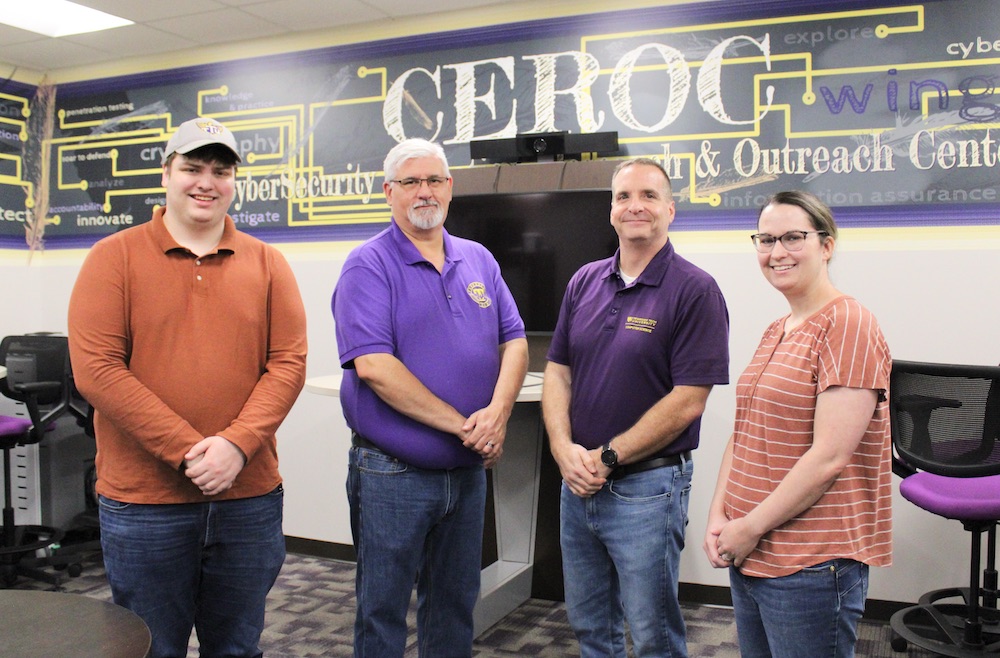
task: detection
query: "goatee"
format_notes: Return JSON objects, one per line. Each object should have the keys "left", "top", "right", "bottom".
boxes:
{"left": 409, "top": 204, "right": 444, "bottom": 230}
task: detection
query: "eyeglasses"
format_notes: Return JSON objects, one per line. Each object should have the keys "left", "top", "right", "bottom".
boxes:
{"left": 389, "top": 176, "right": 450, "bottom": 190}
{"left": 751, "top": 230, "right": 828, "bottom": 253}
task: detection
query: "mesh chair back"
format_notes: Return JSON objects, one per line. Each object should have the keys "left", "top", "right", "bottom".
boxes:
{"left": 890, "top": 360, "right": 1000, "bottom": 478}
{"left": 0, "top": 334, "right": 70, "bottom": 407}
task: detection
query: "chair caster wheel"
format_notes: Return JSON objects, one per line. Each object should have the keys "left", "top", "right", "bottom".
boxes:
{"left": 67, "top": 563, "right": 83, "bottom": 577}
{"left": 890, "top": 633, "right": 908, "bottom": 652}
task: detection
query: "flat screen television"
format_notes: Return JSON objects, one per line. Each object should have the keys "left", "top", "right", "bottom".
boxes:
{"left": 444, "top": 190, "right": 617, "bottom": 333}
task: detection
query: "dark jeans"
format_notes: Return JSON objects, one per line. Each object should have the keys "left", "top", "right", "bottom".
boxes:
{"left": 560, "top": 458, "right": 693, "bottom": 658}
{"left": 348, "top": 444, "right": 486, "bottom": 658}
{"left": 98, "top": 486, "right": 286, "bottom": 658}
{"left": 729, "top": 558, "right": 869, "bottom": 658}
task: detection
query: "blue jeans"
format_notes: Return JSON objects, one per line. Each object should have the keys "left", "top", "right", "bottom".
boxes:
{"left": 560, "top": 458, "right": 693, "bottom": 658}
{"left": 729, "top": 558, "right": 869, "bottom": 658}
{"left": 347, "top": 444, "right": 486, "bottom": 658}
{"left": 98, "top": 487, "right": 286, "bottom": 658}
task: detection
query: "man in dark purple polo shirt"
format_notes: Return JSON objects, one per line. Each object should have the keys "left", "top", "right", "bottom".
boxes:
{"left": 542, "top": 157, "right": 730, "bottom": 658}
{"left": 332, "top": 138, "right": 528, "bottom": 657}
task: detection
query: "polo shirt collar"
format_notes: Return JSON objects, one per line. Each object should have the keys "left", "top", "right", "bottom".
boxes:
{"left": 607, "top": 239, "right": 675, "bottom": 287}
{"left": 388, "top": 218, "right": 460, "bottom": 267}
{"left": 151, "top": 206, "right": 237, "bottom": 256}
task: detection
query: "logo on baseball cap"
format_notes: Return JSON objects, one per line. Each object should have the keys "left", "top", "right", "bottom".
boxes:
{"left": 162, "top": 117, "right": 242, "bottom": 164}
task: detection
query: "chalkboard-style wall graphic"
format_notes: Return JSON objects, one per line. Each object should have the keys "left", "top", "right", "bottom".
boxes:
{"left": 1, "top": 0, "right": 998, "bottom": 248}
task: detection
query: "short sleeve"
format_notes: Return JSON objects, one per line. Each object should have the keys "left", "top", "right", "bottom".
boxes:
{"left": 332, "top": 257, "right": 396, "bottom": 368}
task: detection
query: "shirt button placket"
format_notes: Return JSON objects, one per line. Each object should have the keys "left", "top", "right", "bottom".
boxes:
{"left": 605, "top": 290, "right": 624, "bottom": 330}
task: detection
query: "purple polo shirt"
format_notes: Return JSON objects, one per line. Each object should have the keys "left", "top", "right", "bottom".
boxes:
{"left": 332, "top": 220, "right": 525, "bottom": 469}
{"left": 547, "top": 240, "right": 729, "bottom": 455}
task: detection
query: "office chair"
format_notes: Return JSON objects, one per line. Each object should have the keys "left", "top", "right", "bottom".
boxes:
{"left": 31, "top": 389, "right": 104, "bottom": 578}
{"left": 0, "top": 334, "right": 74, "bottom": 588}
{"left": 889, "top": 359, "right": 1000, "bottom": 656}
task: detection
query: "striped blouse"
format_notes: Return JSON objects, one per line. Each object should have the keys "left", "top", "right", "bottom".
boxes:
{"left": 724, "top": 295, "right": 893, "bottom": 578}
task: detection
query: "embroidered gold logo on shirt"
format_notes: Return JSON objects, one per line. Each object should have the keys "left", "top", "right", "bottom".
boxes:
{"left": 467, "top": 282, "right": 492, "bottom": 308}
{"left": 625, "top": 316, "right": 656, "bottom": 333}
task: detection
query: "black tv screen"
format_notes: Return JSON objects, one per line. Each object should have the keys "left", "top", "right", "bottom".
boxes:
{"left": 445, "top": 190, "right": 618, "bottom": 333}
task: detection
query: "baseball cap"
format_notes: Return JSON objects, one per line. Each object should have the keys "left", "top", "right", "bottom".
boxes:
{"left": 162, "top": 117, "right": 242, "bottom": 164}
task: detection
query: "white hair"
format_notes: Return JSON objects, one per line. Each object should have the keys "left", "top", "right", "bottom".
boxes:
{"left": 383, "top": 138, "right": 450, "bottom": 182}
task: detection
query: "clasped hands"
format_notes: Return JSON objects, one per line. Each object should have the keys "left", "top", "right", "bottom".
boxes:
{"left": 183, "top": 435, "right": 247, "bottom": 496}
{"left": 555, "top": 443, "right": 612, "bottom": 498}
{"left": 459, "top": 405, "right": 508, "bottom": 468}
{"left": 704, "top": 515, "right": 760, "bottom": 569}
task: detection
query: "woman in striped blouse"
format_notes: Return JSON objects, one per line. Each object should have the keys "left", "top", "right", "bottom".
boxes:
{"left": 703, "top": 190, "right": 892, "bottom": 658}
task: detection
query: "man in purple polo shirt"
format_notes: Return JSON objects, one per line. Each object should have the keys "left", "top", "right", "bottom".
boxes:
{"left": 332, "top": 138, "right": 528, "bottom": 657}
{"left": 542, "top": 157, "right": 730, "bottom": 658}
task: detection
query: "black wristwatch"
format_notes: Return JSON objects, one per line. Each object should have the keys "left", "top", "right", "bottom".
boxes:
{"left": 601, "top": 443, "right": 618, "bottom": 468}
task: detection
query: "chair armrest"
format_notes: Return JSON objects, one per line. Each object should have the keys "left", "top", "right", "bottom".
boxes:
{"left": 9, "top": 381, "right": 69, "bottom": 445}
{"left": 896, "top": 394, "right": 962, "bottom": 413}
{"left": 10, "top": 380, "right": 62, "bottom": 396}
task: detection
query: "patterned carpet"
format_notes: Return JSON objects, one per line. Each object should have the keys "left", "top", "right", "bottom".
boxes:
{"left": 9, "top": 551, "right": 938, "bottom": 657}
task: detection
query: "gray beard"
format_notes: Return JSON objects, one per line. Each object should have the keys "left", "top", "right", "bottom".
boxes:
{"left": 409, "top": 205, "right": 444, "bottom": 230}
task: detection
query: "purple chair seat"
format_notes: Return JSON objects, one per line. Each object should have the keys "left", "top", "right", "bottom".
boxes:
{"left": 0, "top": 415, "right": 32, "bottom": 437}
{"left": 900, "top": 472, "right": 1000, "bottom": 521}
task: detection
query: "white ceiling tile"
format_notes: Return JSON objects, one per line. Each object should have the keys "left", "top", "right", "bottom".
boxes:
{"left": 150, "top": 7, "right": 292, "bottom": 43}
{"left": 0, "top": 0, "right": 549, "bottom": 74}
{"left": 212, "top": 0, "right": 276, "bottom": 5}
{"left": 63, "top": 24, "right": 199, "bottom": 57}
{"left": 0, "top": 23, "right": 50, "bottom": 46}
{"left": 0, "top": 39, "right": 121, "bottom": 71}
{"left": 73, "top": 0, "right": 229, "bottom": 22}
{"left": 359, "top": 0, "right": 503, "bottom": 15}
{"left": 239, "top": 0, "right": 387, "bottom": 31}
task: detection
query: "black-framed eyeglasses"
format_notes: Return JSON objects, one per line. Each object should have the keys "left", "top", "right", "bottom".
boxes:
{"left": 389, "top": 176, "right": 450, "bottom": 190}
{"left": 751, "top": 230, "right": 828, "bottom": 253}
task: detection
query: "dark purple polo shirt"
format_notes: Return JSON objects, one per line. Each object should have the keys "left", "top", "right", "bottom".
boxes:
{"left": 547, "top": 240, "right": 729, "bottom": 455}
{"left": 333, "top": 220, "right": 525, "bottom": 469}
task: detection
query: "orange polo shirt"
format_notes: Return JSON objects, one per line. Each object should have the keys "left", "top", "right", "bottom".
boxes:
{"left": 68, "top": 208, "right": 307, "bottom": 504}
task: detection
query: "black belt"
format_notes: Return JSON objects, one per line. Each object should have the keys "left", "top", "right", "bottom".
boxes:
{"left": 351, "top": 432, "right": 380, "bottom": 450}
{"left": 608, "top": 451, "right": 690, "bottom": 480}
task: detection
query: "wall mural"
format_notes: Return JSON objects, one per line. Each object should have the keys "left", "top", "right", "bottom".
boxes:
{"left": 1, "top": 0, "right": 998, "bottom": 248}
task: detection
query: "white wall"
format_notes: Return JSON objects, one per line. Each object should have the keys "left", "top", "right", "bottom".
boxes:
{"left": 3, "top": 223, "right": 998, "bottom": 605}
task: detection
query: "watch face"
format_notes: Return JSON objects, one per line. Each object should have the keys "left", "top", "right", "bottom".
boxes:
{"left": 601, "top": 446, "right": 617, "bottom": 467}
